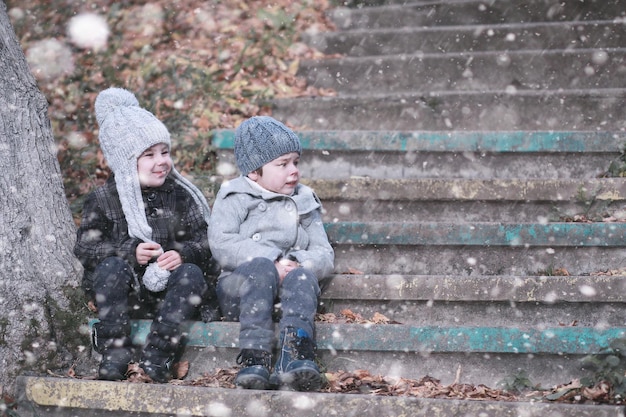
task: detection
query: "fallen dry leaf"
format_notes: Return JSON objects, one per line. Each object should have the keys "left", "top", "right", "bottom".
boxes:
{"left": 315, "top": 310, "right": 401, "bottom": 325}
{"left": 371, "top": 312, "right": 392, "bottom": 324}
{"left": 173, "top": 361, "right": 190, "bottom": 380}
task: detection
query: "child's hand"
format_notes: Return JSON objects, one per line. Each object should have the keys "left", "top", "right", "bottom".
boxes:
{"left": 136, "top": 242, "right": 163, "bottom": 265}
{"left": 275, "top": 258, "right": 300, "bottom": 282}
{"left": 156, "top": 250, "right": 182, "bottom": 271}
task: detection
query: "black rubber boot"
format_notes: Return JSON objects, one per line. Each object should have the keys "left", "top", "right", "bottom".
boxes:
{"left": 270, "top": 327, "right": 321, "bottom": 391}
{"left": 235, "top": 349, "right": 272, "bottom": 390}
{"left": 92, "top": 321, "right": 133, "bottom": 381}
{"left": 140, "top": 321, "right": 181, "bottom": 383}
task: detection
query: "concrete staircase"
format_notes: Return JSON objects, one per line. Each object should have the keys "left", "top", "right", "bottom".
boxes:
{"left": 274, "top": 0, "right": 626, "bottom": 131}
{"left": 17, "top": 1, "right": 626, "bottom": 416}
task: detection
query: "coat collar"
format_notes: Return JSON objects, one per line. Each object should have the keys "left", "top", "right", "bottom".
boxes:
{"left": 222, "top": 176, "right": 320, "bottom": 214}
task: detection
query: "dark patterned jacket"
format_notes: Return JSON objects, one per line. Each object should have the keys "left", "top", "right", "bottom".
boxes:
{"left": 74, "top": 175, "right": 215, "bottom": 298}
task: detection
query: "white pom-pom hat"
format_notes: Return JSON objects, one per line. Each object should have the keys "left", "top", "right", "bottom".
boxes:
{"left": 95, "top": 87, "right": 211, "bottom": 292}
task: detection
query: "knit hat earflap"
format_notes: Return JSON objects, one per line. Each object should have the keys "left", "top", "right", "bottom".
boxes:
{"left": 234, "top": 116, "right": 302, "bottom": 175}
{"left": 95, "top": 87, "right": 211, "bottom": 292}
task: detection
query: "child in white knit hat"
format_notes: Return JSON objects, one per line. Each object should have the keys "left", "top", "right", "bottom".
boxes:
{"left": 208, "top": 116, "right": 335, "bottom": 391}
{"left": 74, "top": 87, "right": 217, "bottom": 382}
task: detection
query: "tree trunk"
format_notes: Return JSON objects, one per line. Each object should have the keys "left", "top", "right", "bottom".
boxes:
{"left": 0, "top": 1, "right": 84, "bottom": 395}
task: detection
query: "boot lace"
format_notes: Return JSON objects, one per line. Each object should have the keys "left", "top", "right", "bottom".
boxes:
{"left": 237, "top": 349, "right": 271, "bottom": 368}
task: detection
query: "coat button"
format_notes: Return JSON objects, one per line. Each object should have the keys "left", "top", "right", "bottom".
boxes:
{"left": 252, "top": 233, "right": 261, "bottom": 241}
{"left": 258, "top": 202, "right": 267, "bottom": 211}
{"left": 147, "top": 192, "right": 157, "bottom": 202}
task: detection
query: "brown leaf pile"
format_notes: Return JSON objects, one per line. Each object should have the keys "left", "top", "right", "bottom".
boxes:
{"left": 125, "top": 362, "right": 191, "bottom": 383}
{"left": 591, "top": 267, "right": 626, "bottom": 276}
{"left": 58, "top": 354, "right": 626, "bottom": 405}
{"left": 322, "top": 370, "right": 519, "bottom": 401}
{"left": 143, "top": 367, "right": 626, "bottom": 405}
{"left": 562, "top": 214, "right": 626, "bottom": 223}
{"left": 177, "top": 368, "right": 238, "bottom": 389}
{"left": 526, "top": 379, "right": 624, "bottom": 405}
{"left": 317, "top": 309, "right": 401, "bottom": 325}
{"left": 172, "top": 367, "right": 519, "bottom": 402}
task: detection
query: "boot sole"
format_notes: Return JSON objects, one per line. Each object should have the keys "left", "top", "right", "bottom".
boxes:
{"left": 235, "top": 374, "right": 270, "bottom": 390}
{"left": 98, "top": 363, "right": 128, "bottom": 381}
{"left": 279, "top": 368, "right": 322, "bottom": 392}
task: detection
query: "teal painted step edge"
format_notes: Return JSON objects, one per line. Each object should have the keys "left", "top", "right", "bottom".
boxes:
{"left": 325, "top": 222, "right": 626, "bottom": 246}
{"left": 88, "top": 319, "right": 626, "bottom": 355}
{"left": 212, "top": 130, "right": 625, "bottom": 153}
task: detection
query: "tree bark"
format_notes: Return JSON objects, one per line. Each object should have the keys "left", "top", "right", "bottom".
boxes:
{"left": 0, "top": 0, "right": 84, "bottom": 395}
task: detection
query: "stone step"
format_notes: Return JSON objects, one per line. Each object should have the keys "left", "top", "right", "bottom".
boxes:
{"left": 297, "top": 48, "right": 626, "bottom": 94}
{"left": 122, "top": 320, "right": 626, "bottom": 358}
{"left": 17, "top": 376, "right": 626, "bottom": 417}
{"left": 208, "top": 130, "right": 625, "bottom": 180}
{"left": 333, "top": 244, "right": 625, "bottom": 277}
{"left": 196, "top": 178, "right": 626, "bottom": 222}
{"left": 322, "top": 274, "right": 626, "bottom": 326}
{"left": 304, "top": 20, "right": 626, "bottom": 56}
{"left": 327, "top": 221, "right": 626, "bottom": 276}
{"left": 196, "top": 173, "right": 626, "bottom": 232}
{"left": 211, "top": 129, "right": 626, "bottom": 152}
{"left": 324, "top": 273, "right": 626, "bottom": 303}
{"left": 270, "top": 89, "right": 626, "bottom": 131}
{"left": 319, "top": 199, "right": 622, "bottom": 224}
{"left": 327, "top": 221, "right": 626, "bottom": 246}
{"left": 305, "top": 177, "right": 626, "bottom": 202}
{"left": 303, "top": 178, "right": 626, "bottom": 222}
{"left": 327, "top": 0, "right": 625, "bottom": 31}
{"left": 81, "top": 319, "right": 626, "bottom": 386}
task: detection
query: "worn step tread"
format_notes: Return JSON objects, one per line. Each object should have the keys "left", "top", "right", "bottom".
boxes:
{"left": 201, "top": 177, "right": 626, "bottom": 202}
{"left": 17, "top": 376, "right": 624, "bottom": 417}
{"left": 271, "top": 90, "right": 626, "bottom": 131}
{"left": 298, "top": 48, "right": 626, "bottom": 93}
{"left": 211, "top": 129, "right": 626, "bottom": 153}
{"left": 109, "top": 319, "right": 626, "bottom": 356}
{"left": 305, "top": 20, "right": 626, "bottom": 55}
{"left": 209, "top": 131, "right": 625, "bottom": 182}
{"left": 328, "top": 1, "right": 623, "bottom": 30}
{"left": 326, "top": 221, "right": 626, "bottom": 246}
{"left": 323, "top": 273, "right": 626, "bottom": 302}
{"left": 274, "top": 87, "right": 626, "bottom": 101}
{"left": 303, "top": 21, "right": 626, "bottom": 56}
{"left": 302, "top": 178, "right": 626, "bottom": 202}
{"left": 322, "top": 18, "right": 623, "bottom": 35}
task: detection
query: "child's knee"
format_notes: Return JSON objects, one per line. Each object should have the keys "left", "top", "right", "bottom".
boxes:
{"left": 169, "top": 263, "right": 206, "bottom": 291}
{"left": 94, "top": 257, "right": 133, "bottom": 288}
{"left": 283, "top": 268, "right": 319, "bottom": 294}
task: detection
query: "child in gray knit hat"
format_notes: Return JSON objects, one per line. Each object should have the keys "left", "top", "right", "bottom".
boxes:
{"left": 74, "top": 87, "right": 217, "bottom": 383}
{"left": 208, "top": 116, "right": 335, "bottom": 391}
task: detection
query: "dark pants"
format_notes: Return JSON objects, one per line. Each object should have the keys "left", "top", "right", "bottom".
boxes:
{"left": 217, "top": 257, "right": 320, "bottom": 352}
{"left": 93, "top": 256, "right": 207, "bottom": 332}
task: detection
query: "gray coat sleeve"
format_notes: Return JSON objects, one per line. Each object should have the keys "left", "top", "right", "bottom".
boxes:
{"left": 287, "top": 206, "right": 335, "bottom": 280}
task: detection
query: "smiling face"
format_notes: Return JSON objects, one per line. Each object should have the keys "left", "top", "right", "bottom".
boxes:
{"left": 137, "top": 143, "right": 172, "bottom": 188}
{"left": 247, "top": 151, "right": 300, "bottom": 195}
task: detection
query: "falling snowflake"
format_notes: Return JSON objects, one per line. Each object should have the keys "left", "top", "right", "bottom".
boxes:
{"left": 67, "top": 13, "right": 110, "bottom": 52}
{"left": 26, "top": 38, "right": 75, "bottom": 80}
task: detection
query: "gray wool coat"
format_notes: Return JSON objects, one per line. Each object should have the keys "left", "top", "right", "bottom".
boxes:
{"left": 208, "top": 176, "right": 335, "bottom": 281}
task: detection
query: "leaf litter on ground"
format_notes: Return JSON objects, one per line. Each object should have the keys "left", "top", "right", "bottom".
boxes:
{"left": 44, "top": 308, "right": 624, "bottom": 405}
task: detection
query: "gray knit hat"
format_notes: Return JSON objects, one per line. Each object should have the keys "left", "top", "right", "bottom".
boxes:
{"left": 95, "top": 87, "right": 211, "bottom": 292}
{"left": 234, "top": 116, "right": 302, "bottom": 175}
